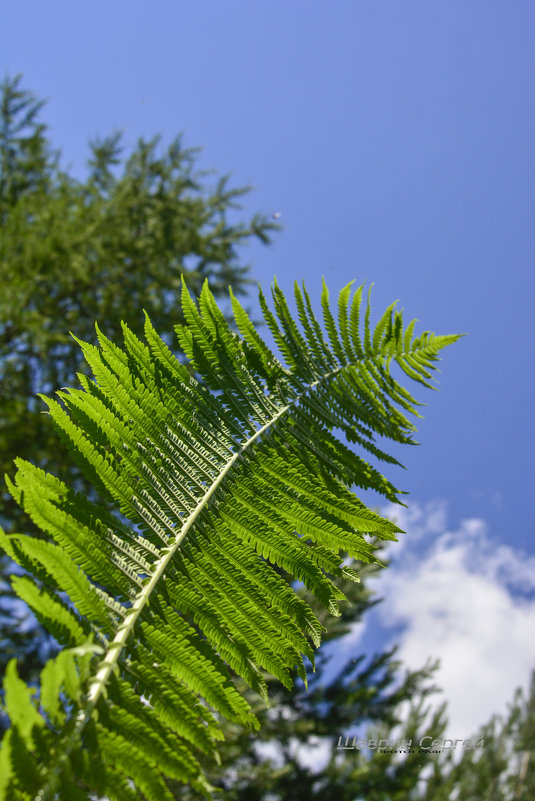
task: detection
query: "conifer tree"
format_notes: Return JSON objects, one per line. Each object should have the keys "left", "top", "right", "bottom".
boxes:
{"left": 419, "top": 670, "right": 535, "bottom": 801}
{"left": 0, "top": 74, "right": 278, "bottom": 682}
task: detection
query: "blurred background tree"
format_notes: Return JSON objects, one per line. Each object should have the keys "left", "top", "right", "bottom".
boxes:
{"left": 0, "top": 73, "right": 278, "bottom": 684}
{"left": 417, "top": 670, "right": 535, "bottom": 801}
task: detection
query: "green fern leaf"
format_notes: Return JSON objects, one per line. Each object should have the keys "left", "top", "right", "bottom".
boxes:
{"left": 0, "top": 278, "right": 462, "bottom": 799}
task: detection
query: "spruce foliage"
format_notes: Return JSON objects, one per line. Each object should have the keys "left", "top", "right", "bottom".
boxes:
{"left": 0, "top": 73, "right": 278, "bottom": 685}
{"left": 0, "top": 73, "right": 278, "bottom": 538}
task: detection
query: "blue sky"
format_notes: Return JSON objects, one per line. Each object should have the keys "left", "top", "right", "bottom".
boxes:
{"left": 3, "top": 1, "right": 535, "bottom": 738}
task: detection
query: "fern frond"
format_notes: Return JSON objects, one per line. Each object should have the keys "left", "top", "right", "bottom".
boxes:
{"left": 0, "top": 278, "right": 462, "bottom": 799}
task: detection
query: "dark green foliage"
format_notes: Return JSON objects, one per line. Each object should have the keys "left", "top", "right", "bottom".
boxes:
{"left": 418, "top": 670, "right": 535, "bottom": 801}
{"left": 0, "top": 76, "right": 56, "bottom": 212}
{"left": 0, "top": 73, "right": 278, "bottom": 686}
{"left": 0, "top": 276, "right": 459, "bottom": 798}
{"left": 0, "top": 73, "right": 278, "bottom": 536}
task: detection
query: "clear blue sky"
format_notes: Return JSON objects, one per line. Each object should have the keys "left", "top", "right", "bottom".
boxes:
{"left": 3, "top": 1, "right": 534, "bottom": 735}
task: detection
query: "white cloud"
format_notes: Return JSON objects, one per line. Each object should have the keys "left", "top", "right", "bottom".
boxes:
{"left": 369, "top": 499, "right": 535, "bottom": 737}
